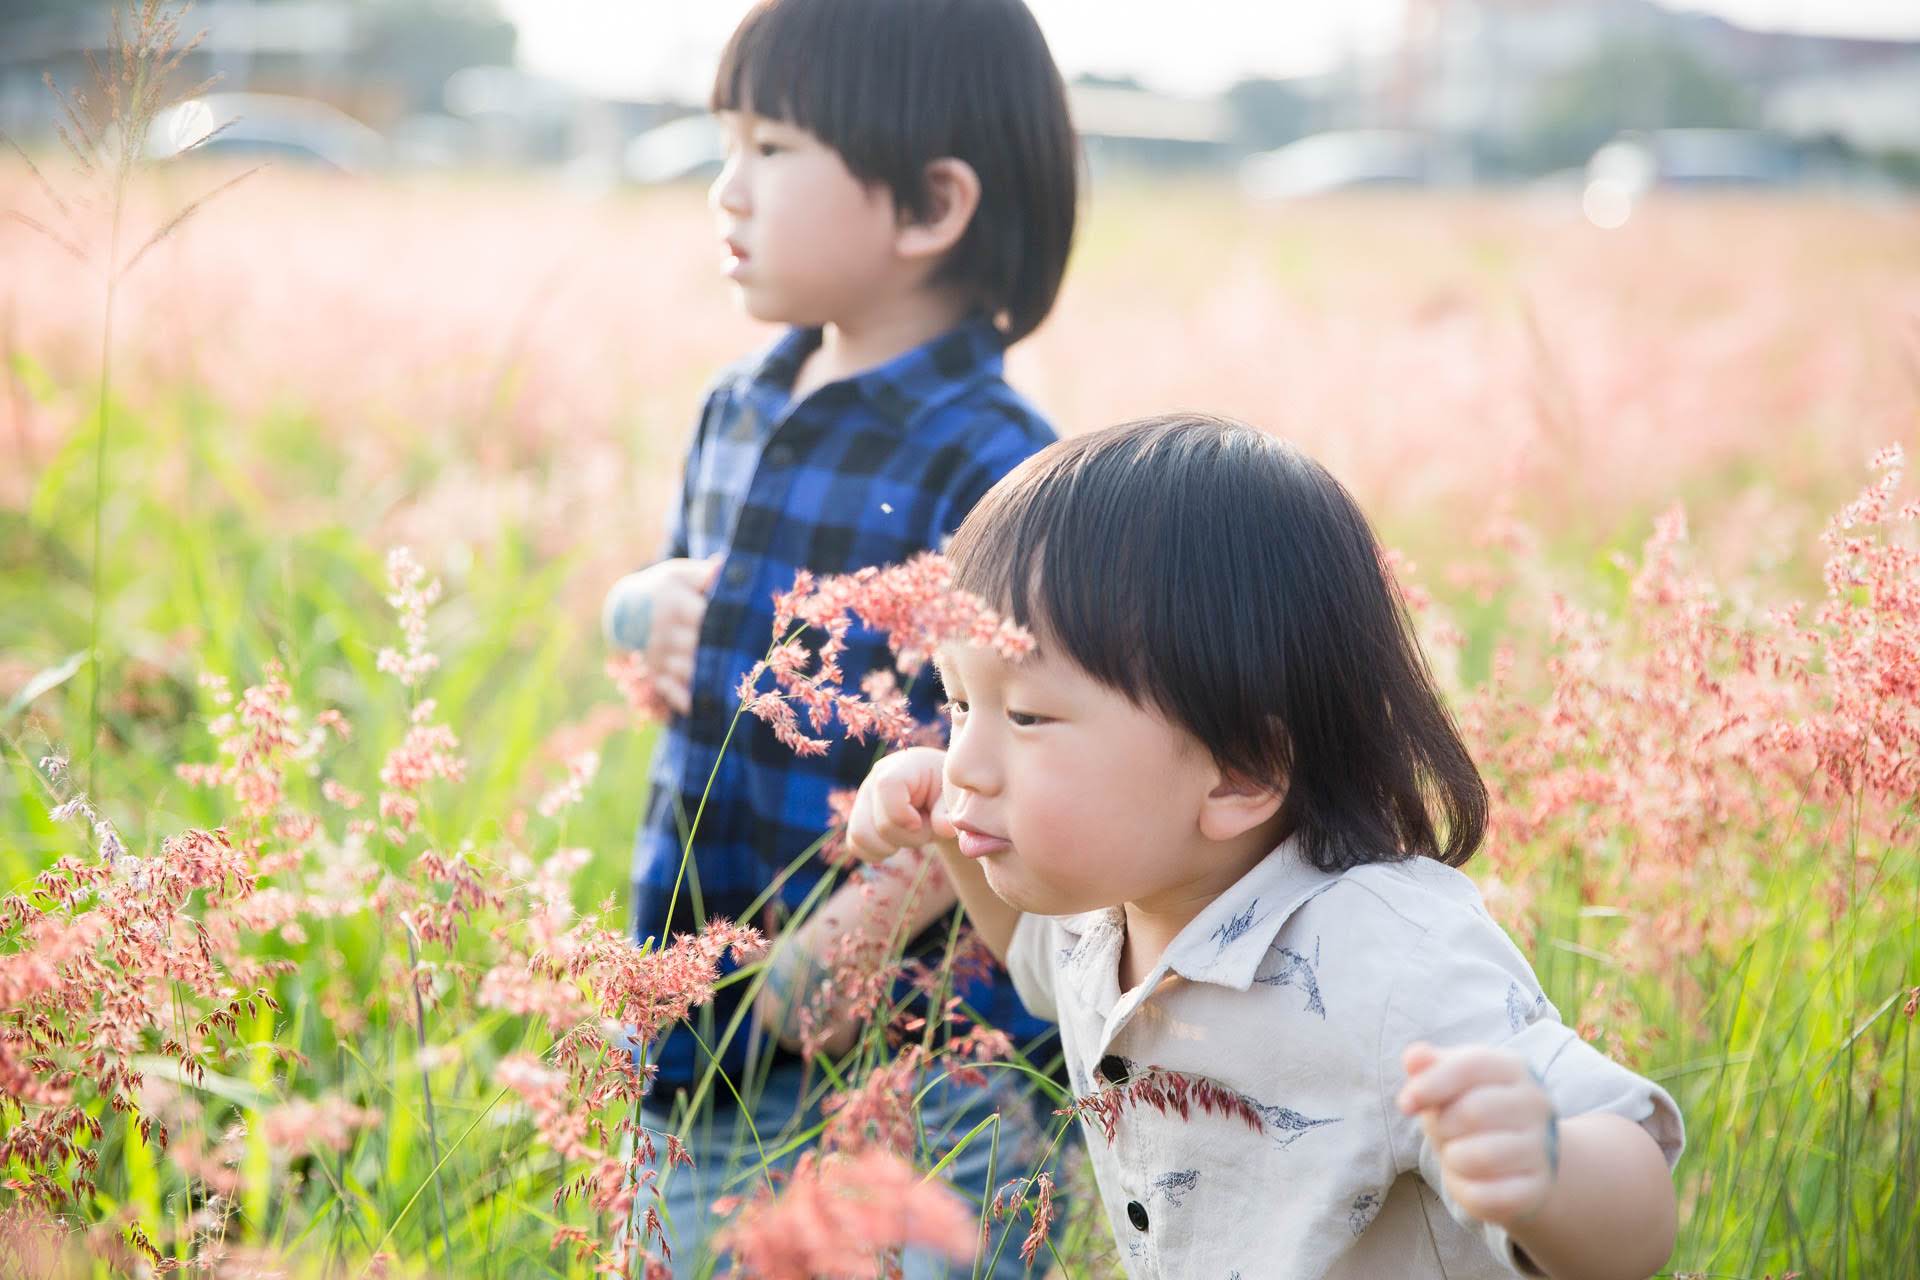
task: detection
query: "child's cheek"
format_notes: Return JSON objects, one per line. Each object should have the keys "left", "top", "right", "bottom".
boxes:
{"left": 1016, "top": 781, "right": 1102, "bottom": 894}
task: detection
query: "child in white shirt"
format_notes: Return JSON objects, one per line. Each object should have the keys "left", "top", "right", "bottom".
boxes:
{"left": 843, "top": 415, "right": 1685, "bottom": 1279}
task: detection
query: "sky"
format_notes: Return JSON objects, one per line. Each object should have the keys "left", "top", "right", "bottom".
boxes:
{"left": 499, "top": 0, "right": 1920, "bottom": 102}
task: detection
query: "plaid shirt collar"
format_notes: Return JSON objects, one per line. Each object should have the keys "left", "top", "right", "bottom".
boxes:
{"left": 739, "top": 311, "right": 1009, "bottom": 433}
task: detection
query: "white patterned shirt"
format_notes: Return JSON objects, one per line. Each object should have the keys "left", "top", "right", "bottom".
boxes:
{"left": 1004, "top": 838, "right": 1684, "bottom": 1279}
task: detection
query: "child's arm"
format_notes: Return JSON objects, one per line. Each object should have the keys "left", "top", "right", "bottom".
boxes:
{"left": 753, "top": 849, "right": 958, "bottom": 1057}
{"left": 1397, "top": 1042, "right": 1679, "bottom": 1280}
{"left": 842, "top": 747, "right": 1022, "bottom": 964}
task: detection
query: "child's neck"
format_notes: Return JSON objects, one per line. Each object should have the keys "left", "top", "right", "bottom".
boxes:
{"left": 1117, "top": 899, "right": 1206, "bottom": 995}
{"left": 790, "top": 286, "right": 974, "bottom": 403}
{"left": 1116, "top": 829, "right": 1287, "bottom": 994}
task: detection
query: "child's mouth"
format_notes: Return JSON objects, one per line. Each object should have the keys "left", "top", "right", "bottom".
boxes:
{"left": 955, "top": 829, "right": 1010, "bottom": 859}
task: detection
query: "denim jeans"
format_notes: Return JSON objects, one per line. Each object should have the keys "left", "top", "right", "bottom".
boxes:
{"left": 628, "top": 1058, "right": 1066, "bottom": 1278}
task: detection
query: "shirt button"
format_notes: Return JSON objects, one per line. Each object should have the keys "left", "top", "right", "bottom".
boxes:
{"left": 1126, "top": 1200, "right": 1149, "bottom": 1232}
{"left": 723, "top": 561, "right": 750, "bottom": 589}
{"left": 765, "top": 443, "right": 795, "bottom": 468}
{"left": 1096, "top": 1054, "right": 1130, "bottom": 1085}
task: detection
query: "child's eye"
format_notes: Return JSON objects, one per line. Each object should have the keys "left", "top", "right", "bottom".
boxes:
{"left": 943, "top": 700, "right": 969, "bottom": 718}
{"left": 756, "top": 142, "right": 783, "bottom": 158}
{"left": 1007, "top": 709, "right": 1047, "bottom": 727}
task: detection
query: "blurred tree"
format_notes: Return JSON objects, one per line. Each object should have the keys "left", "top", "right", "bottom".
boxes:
{"left": 1519, "top": 40, "right": 1752, "bottom": 172}
{"left": 356, "top": 0, "right": 517, "bottom": 113}
{"left": 1225, "top": 76, "right": 1312, "bottom": 150}
{"left": 0, "top": 1, "right": 515, "bottom": 113}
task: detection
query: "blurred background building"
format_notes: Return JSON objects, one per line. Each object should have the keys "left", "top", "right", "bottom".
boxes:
{"left": 2, "top": 0, "right": 1917, "bottom": 196}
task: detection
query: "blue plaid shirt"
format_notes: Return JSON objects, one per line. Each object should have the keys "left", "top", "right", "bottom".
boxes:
{"left": 614, "top": 315, "right": 1058, "bottom": 1104}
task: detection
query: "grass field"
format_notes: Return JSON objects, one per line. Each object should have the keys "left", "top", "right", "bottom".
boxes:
{"left": 2, "top": 157, "right": 1918, "bottom": 1277}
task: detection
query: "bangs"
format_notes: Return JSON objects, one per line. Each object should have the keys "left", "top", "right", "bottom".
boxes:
{"left": 947, "top": 434, "right": 1169, "bottom": 707}
{"left": 709, "top": 0, "right": 903, "bottom": 169}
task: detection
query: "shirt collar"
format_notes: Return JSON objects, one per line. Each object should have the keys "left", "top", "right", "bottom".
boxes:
{"left": 1163, "top": 836, "right": 1343, "bottom": 990}
{"left": 741, "top": 312, "right": 1006, "bottom": 432}
{"left": 1054, "top": 835, "right": 1342, "bottom": 998}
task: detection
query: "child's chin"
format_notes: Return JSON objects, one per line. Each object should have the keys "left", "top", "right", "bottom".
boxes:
{"left": 737, "top": 290, "right": 804, "bottom": 326}
{"left": 981, "top": 862, "right": 1062, "bottom": 916}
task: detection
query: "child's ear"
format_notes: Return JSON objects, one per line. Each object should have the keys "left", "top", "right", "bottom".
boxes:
{"left": 1197, "top": 768, "right": 1287, "bottom": 844}
{"left": 895, "top": 157, "right": 980, "bottom": 263}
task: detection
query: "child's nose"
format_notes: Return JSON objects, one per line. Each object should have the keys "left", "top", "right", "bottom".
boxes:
{"left": 943, "top": 724, "right": 1001, "bottom": 797}
{"left": 709, "top": 158, "right": 749, "bottom": 217}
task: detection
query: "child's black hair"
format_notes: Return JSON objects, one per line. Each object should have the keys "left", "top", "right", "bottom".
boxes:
{"left": 946, "top": 415, "right": 1488, "bottom": 873}
{"left": 711, "top": 0, "right": 1078, "bottom": 345}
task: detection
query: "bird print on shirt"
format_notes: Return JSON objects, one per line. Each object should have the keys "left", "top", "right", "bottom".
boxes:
{"left": 1209, "top": 899, "right": 1262, "bottom": 950}
{"left": 1150, "top": 1169, "right": 1200, "bottom": 1208}
{"left": 1244, "top": 1097, "right": 1342, "bottom": 1149}
{"left": 1349, "top": 1190, "right": 1384, "bottom": 1236}
{"left": 1253, "top": 934, "right": 1326, "bottom": 1019}
{"left": 1506, "top": 981, "right": 1548, "bottom": 1033}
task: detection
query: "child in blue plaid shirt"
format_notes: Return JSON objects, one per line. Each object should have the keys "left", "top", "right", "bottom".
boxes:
{"left": 601, "top": 0, "right": 1080, "bottom": 1272}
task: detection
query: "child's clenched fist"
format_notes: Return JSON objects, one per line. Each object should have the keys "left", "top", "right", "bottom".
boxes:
{"left": 844, "top": 747, "right": 955, "bottom": 863}
{"left": 1397, "top": 1041, "right": 1560, "bottom": 1229}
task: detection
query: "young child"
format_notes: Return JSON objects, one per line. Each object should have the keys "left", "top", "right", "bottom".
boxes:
{"left": 602, "top": 0, "right": 1078, "bottom": 1271}
{"left": 844, "top": 416, "right": 1687, "bottom": 1278}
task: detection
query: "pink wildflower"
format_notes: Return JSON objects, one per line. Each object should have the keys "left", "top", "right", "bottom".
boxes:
{"left": 821, "top": 1046, "right": 927, "bottom": 1155}
{"left": 497, "top": 1054, "right": 595, "bottom": 1162}
{"left": 714, "top": 1148, "right": 976, "bottom": 1280}
{"left": 581, "top": 918, "right": 769, "bottom": 1043}
{"left": 745, "top": 553, "right": 1030, "bottom": 756}
{"left": 174, "top": 663, "right": 311, "bottom": 822}
{"left": 374, "top": 547, "right": 443, "bottom": 688}
{"left": 537, "top": 750, "right": 601, "bottom": 818}
{"left": 991, "top": 1171, "right": 1057, "bottom": 1267}
{"left": 260, "top": 1096, "right": 379, "bottom": 1154}
{"left": 377, "top": 701, "right": 466, "bottom": 837}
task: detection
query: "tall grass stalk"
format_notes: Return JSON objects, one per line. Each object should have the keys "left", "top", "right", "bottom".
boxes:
{"left": 4, "top": 1, "right": 249, "bottom": 794}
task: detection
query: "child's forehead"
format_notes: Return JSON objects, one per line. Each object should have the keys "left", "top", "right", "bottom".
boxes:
{"left": 932, "top": 639, "right": 1050, "bottom": 681}
{"left": 715, "top": 106, "right": 799, "bottom": 131}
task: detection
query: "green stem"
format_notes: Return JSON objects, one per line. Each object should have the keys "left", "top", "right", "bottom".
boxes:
{"left": 404, "top": 928, "right": 456, "bottom": 1276}
{"left": 362, "top": 1086, "right": 513, "bottom": 1271}
{"left": 85, "top": 210, "right": 121, "bottom": 800}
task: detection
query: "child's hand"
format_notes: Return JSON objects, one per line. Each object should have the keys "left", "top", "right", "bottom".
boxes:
{"left": 844, "top": 747, "right": 954, "bottom": 864}
{"left": 1397, "top": 1042, "right": 1559, "bottom": 1229}
{"left": 602, "top": 555, "right": 722, "bottom": 715}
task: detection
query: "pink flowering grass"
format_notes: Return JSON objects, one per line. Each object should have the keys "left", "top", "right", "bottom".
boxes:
{"left": 0, "top": 548, "right": 788, "bottom": 1276}
{"left": 711, "top": 1148, "right": 977, "bottom": 1280}
{"left": 3, "top": 444, "right": 1916, "bottom": 1275}
{"left": 4, "top": 51, "right": 1920, "bottom": 1272}
{"left": 733, "top": 555, "right": 1031, "bottom": 758}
